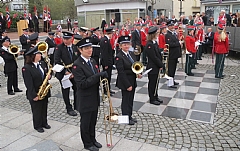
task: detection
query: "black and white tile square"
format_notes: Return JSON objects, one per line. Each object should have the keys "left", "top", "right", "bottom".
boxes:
{"left": 109, "top": 69, "right": 220, "bottom": 124}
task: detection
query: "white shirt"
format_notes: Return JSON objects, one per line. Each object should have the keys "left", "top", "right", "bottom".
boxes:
{"left": 33, "top": 62, "right": 44, "bottom": 74}
{"left": 105, "top": 35, "right": 110, "bottom": 40}
{"left": 81, "top": 55, "right": 90, "bottom": 64}
{"left": 2, "top": 46, "right": 8, "bottom": 52}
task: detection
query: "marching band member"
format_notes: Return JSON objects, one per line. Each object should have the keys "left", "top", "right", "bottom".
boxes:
{"left": 72, "top": 37, "right": 108, "bottom": 151}
{"left": 196, "top": 22, "right": 204, "bottom": 60}
{"left": 79, "top": 27, "right": 89, "bottom": 38}
{"left": 20, "top": 28, "right": 31, "bottom": 62}
{"left": 146, "top": 27, "right": 164, "bottom": 105}
{"left": 45, "top": 32, "right": 56, "bottom": 66}
{"left": 115, "top": 36, "right": 142, "bottom": 125}
{"left": 0, "top": 37, "right": 22, "bottom": 95}
{"left": 214, "top": 24, "right": 229, "bottom": 79}
{"left": 54, "top": 31, "right": 79, "bottom": 116}
{"left": 158, "top": 25, "right": 167, "bottom": 52}
{"left": 185, "top": 26, "right": 197, "bottom": 76}
{"left": 100, "top": 27, "right": 115, "bottom": 96}
{"left": 131, "top": 24, "right": 142, "bottom": 61}
{"left": 165, "top": 21, "right": 182, "bottom": 88}
{"left": 91, "top": 27, "right": 101, "bottom": 66}
{"left": 141, "top": 24, "right": 147, "bottom": 66}
{"left": 22, "top": 46, "right": 51, "bottom": 133}
{"left": 29, "top": 32, "right": 40, "bottom": 47}
{"left": 54, "top": 31, "right": 63, "bottom": 45}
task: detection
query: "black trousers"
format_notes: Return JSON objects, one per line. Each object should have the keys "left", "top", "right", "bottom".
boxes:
{"left": 29, "top": 97, "right": 48, "bottom": 130}
{"left": 49, "top": 54, "right": 54, "bottom": 66}
{"left": 142, "top": 47, "right": 147, "bottom": 65}
{"left": 185, "top": 54, "right": 193, "bottom": 74}
{"left": 215, "top": 54, "right": 225, "bottom": 77}
{"left": 135, "top": 54, "right": 140, "bottom": 61}
{"left": 168, "top": 58, "right": 178, "bottom": 78}
{"left": 67, "top": 23, "right": 72, "bottom": 31}
{"left": 148, "top": 74, "right": 158, "bottom": 101}
{"left": 103, "top": 66, "right": 112, "bottom": 89}
{"left": 7, "top": 70, "right": 18, "bottom": 93}
{"left": 59, "top": 78, "right": 77, "bottom": 111}
{"left": 121, "top": 88, "right": 135, "bottom": 119}
{"left": 44, "top": 21, "right": 47, "bottom": 32}
{"left": 35, "top": 24, "right": 39, "bottom": 33}
{"left": 80, "top": 110, "right": 98, "bottom": 148}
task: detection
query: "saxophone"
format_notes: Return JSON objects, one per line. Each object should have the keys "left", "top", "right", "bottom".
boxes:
{"left": 37, "top": 68, "right": 52, "bottom": 100}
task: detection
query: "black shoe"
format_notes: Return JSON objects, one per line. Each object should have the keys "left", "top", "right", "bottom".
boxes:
{"left": 43, "top": 124, "right": 51, "bottom": 129}
{"left": 187, "top": 73, "right": 194, "bottom": 76}
{"left": 156, "top": 98, "right": 163, "bottom": 103}
{"left": 222, "top": 75, "right": 225, "bottom": 77}
{"left": 94, "top": 142, "right": 102, "bottom": 148}
{"left": 67, "top": 110, "right": 77, "bottom": 116}
{"left": 215, "top": 76, "right": 223, "bottom": 79}
{"left": 169, "top": 85, "right": 177, "bottom": 88}
{"left": 128, "top": 120, "right": 135, "bottom": 125}
{"left": 14, "top": 89, "right": 23, "bottom": 92}
{"left": 198, "top": 58, "right": 202, "bottom": 60}
{"left": 192, "top": 67, "right": 196, "bottom": 69}
{"left": 84, "top": 146, "right": 99, "bottom": 151}
{"left": 130, "top": 117, "right": 137, "bottom": 123}
{"left": 174, "top": 81, "right": 179, "bottom": 85}
{"left": 110, "top": 90, "right": 115, "bottom": 94}
{"left": 8, "top": 92, "right": 15, "bottom": 95}
{"left": 150, "top": 100, "right": 161, "bottom": 105}
{"left": 196, "top": 63, "right": 199, "bottom": 65}
{"left": 36, "top": 128, "right": 44, "bottom": 133}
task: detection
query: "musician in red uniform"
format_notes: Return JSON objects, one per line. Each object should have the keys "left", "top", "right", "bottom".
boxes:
{"left": 54, "top": 31, "right": 63, "bottom": 45}
{"left": 141, "top": 24, "right": 147, "bottom": 65}
{"left": 196, "top": 22, "right": 204, "bottom": 60}
{"left": 185, "top": 26, "right": 197, "bottom": 76}
{"left": 158, "top": 25, "right": 167, "bottom": 51}
{"left": 214, "top": 24, "right": 229, "bottom": 79}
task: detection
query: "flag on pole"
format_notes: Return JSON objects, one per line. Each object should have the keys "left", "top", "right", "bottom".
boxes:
{"left": 43, "top": 6, "right": 47, "bottom": 14}
{"left": 48, "top": 8, "right": 52, "bottom": 27}
{"left": 24, "top": 6, "right": 27, "bottom": 18}
{"left": 34, "top": 5, "right": 37, "bottom": 13}
{"left": 5, "top": 6, "right": 11, "bottom": 29}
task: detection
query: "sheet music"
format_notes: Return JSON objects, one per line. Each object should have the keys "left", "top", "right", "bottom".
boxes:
{"left": 142, "top": 68, "right": 152, "bottom": 77}
{"left": 48, "top": 48, "right": 55, "bottom": 55}
{"left": 52, "top": 64, "right": 64, "bottom": 72}
{"left": 61, "top": 74, "right": 72, "bottom": 89}
{"left": 118, "top": 115, "right": 129, "bottom": 124}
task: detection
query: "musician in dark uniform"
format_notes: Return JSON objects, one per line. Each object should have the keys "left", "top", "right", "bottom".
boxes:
{"left": 72, "top": 37, "right": 108, "bottom": 151}
{"left": 115, "top": 36, "right": 142, "bottom": 125}
{"left": 33, "top": 12, "right": 39, "bottom": 33}
{"left": 100, "top": 27, "right": 115, "bottom": 96}
{"left": 22, "top": 46, "right": 51, "bottom": 133}
{"left": 45, "top": 32, "right": 56, "bottom": 66}
{"left": 90, "top": 27, "right": 101, "bottom": 66}
{"left": 20, "top": 28, "right": 31, "bottom": 62}
{"left": 54, "top": 31, "right": 78, "bottom": 116}
{"left": 0, "top": 37, "right": 22, "bottom": 95}
{"left": 131, "top": 24, "right": 142, "bottom": 61}
{"left": 165, "top": 21, "right": 182, "bottom": 88}
{"left": 145, "top": 27, "right": 164, "bottom": 105}
{"left": 29, "top": 32, "right": 40, "bottom": 47}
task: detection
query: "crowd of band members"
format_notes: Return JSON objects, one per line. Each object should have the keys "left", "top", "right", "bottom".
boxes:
{"left": 0, "top": 14, "right": 229, "bottom": 151}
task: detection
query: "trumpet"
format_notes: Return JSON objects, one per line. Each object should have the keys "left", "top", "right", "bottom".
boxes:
{"left": 9, "top": 45, "right": 20, "bottom": 60}
{"left": 100, "top": 78, "right": 118, "bottom": 147}
{"left": 133, "top": 45, "right": 142, "bottom": 55}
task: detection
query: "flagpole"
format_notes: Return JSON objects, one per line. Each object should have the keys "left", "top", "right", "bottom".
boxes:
{"left": 47, "top": 5, "right": 48, "bottom": 32}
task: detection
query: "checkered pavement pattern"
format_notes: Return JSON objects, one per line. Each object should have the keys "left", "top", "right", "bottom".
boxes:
{"left": 110, "top": 69, "right": 220, "bottom": 124}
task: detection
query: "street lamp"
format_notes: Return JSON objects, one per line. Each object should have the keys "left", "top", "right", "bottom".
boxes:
{"left": 179, "top": 0, "right": 184, "bottom": 17}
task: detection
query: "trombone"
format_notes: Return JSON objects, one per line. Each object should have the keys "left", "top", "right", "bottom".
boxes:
{"left": 9, "top": 45, "right": 20, "bottom": 60}
{"left": 100, "top": 78, "right": 118, "bottom": 147}
{"left": 162, "top": 44, "right": 170, "bottom": 79}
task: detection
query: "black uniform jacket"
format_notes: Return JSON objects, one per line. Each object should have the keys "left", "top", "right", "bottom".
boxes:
{"left": 100, "top": 36, "right": 113, "bottom": 67}
{"left": 205, "top": 32, "right": 214, "bottom": 46}
{"left": 91, "top": 34, "right": 100, "bottom": 56}
{"left": 165, "top": 30, "right": 182, "bottom": 59}
{"left": 72, "top": 57, "right": 101, "bottom": 113}
{"left": 45, "top": 37, "right": 56, "bottom": 48}
{"left": 0, "top": 48, "right": 17, "bottom": 73}
{"left": 22, "top": 61, "right": 50, "bottom": 101}
{"left": 33, "top": 16, "right": 39, "bottom": 25}
{"left": 115, "top": 50, "right": 137, "bottom": 90}
{"left": 131, "top": 30, "right": 141, "bottom": 48}
{"left": 145, "top": 40, "right": 164, "bottom": 74}
{"left": 54, "top": 43, "right": 78, "bottom": 80}
{"left": 19, "top": 34, "right": 31, "bottom": 54}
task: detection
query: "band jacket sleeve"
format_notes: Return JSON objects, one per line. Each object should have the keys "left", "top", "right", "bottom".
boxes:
{"left": 185, "top": 36, "right": 194, "bottom": 53}
{"left": 165, "top": 33, "right": 181, "bottom": 48}
{"left": 54, "top": 44, "right": 65, "bottom": 80}
{"left": 22, "top": 66, "right": 37, "bottom": 100}
{"left": 131, "top": 31, "right": 137, "bottom": 48}
{"left": 145, "top": 42, "right": 163, "bottom": 68}
{"left": 45, "top": 37, "right": 56, "bottom": 48}
{"left": 100, "top": 37, "right": 113, "bottom": 67}
{"left": 19, "top": 35, "right": 27, "bottom": 45}
{"left": 115, "top": 56, "right": 131, "bottom": 89}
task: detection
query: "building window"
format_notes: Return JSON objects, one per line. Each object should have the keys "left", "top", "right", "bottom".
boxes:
{"left": 232, "top": 5, "right": 240, "bottom": 13}
{"left": 205, "top": 5, "right": 230, "bottom": 24}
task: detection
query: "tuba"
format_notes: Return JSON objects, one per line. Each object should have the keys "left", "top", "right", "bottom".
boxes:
{"left": 131, "top": 61, "right": 144, "bottom": 74}
{"left": 133, "top": 45, "right": 142, "bottom": 55}
{"left": 100, "top": 78, "right": 118, "bottom": 147}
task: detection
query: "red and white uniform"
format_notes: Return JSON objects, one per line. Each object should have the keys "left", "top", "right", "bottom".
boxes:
{"left": 197, "top": 28, "right": 204, "bottom": 42}
{"left": 54, "top": 35, "right": 62, "bottom": 45}
{"left": 213, "top": 32, "right": 229, "bottom": 54}
{"left": 185, "top": 35, "right": 197, "bottom": 53}
{"left": 141, "top": 29, "right": 147, "bottom": 47}
{"left": 158, "top": 33, "right": 166, "bottom": 49}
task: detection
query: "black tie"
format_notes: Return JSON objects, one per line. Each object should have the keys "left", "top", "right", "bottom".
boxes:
{"left": 68, "top": 47, "right": 72, "bottom": 60}
{"left": 87, "top": 60, "right": 95, "bottom": 74}
{"left": 37, "top": 64, "right": 44, "bottom": 79}
{"left": 127, "top": 54, "right": 134, "bottom": 63}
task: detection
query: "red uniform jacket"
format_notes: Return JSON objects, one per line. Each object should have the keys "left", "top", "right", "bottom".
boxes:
{"left": 158, "top": 33, "right": 166, "bottom": 49}
{"left": 178, "top": 29, "right": 184, "bottom": 41}
{"left": 141, "top": 30, "right": 147, "bottom": 46}
{"left": 213, "top": 32, "right": 229, "bottom": 54}
{"left": 110, "top": 34, "right": 117, "bottom": 50}
{"left": 185, "top": 35, "right": 197, "bottom": 53}
{"left": 197, "top": 29, "right": 204, "bottom": 42}
{"left": 54, "top": 36, "right": 62, "bottom": 45}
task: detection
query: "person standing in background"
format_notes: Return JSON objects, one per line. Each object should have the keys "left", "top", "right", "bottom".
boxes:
{"left": 67, "top": 18, "right": 72, "bottom": 31}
